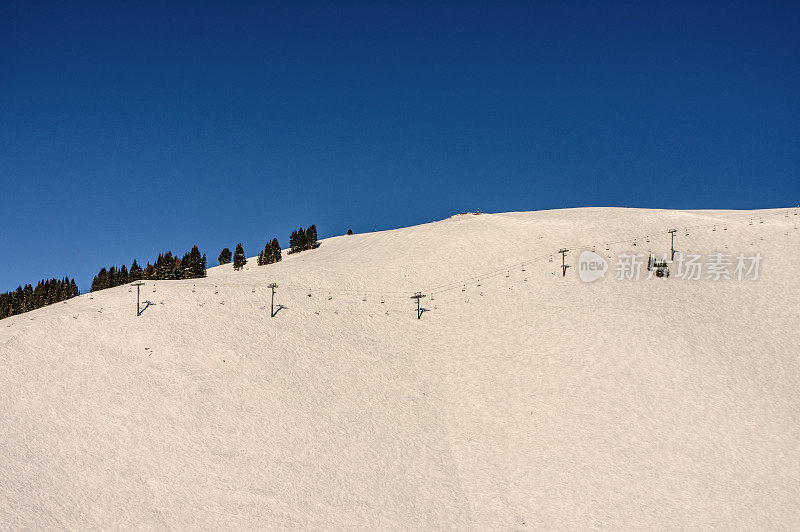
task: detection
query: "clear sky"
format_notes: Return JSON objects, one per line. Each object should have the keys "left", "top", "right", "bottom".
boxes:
{"left": 2, "top": 1, "right": 799, "bottom": 293}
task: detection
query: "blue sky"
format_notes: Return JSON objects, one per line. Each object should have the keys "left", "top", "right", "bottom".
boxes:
{"left": 2, "top": 1, "right": 799, "bottom": 292}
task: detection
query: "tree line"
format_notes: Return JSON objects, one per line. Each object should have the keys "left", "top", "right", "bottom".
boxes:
{"left": 1, "top": 277, "right": 80, "bottom": 320}
{"left": 219, "top": 224, "right": 317, "bottom": 272}
{"left": 289, "top": 224, "right": 318, "bottom": 254}
{"left": 90, "top": 245, "right": 206, "bottom": 292}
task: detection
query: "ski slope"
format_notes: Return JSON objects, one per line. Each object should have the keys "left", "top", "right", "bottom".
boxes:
{"left": 2, "top": 208, "right": 799, "bottom": 529}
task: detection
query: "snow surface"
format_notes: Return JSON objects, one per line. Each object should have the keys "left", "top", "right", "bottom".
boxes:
{"left": 1, "top": 207, "right": 799, "bottom": 529}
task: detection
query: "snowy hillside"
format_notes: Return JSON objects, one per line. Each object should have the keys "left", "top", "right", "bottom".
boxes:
{"left": 2, "top": 208, "right": 799, "bottom": 529}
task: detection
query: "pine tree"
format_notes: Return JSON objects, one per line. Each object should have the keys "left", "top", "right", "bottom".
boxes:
{"left": 271, "top": 238, "right": 282, "bottom": 263}
{"left": 306, "top": 224, "right": 318, "bottom": 249}
{"left": 257, "top": 250, "right": 264, "bottom": 266}
{"left": 298, "top": 227, "right": 307, "bottom": 251}
{"left": 233, "top": 243, "right": 247, "bottom": 271}
{"left": 347, "top": 228, "right": 354, "bottom": 235}
{"left": 289, "top": 230, "right": 299, "bottom": 254}
{"left": 129, "top": 260, "right": 143, "bottom": 281}
{"left": 218, "top": 248, "right": 232, "bottom": 265}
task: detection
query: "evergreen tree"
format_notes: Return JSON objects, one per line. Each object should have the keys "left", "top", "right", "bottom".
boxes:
{"left": 271, "top": 238, "right": 282, "bottom": 263}
{"left": 129, "top": 260, "right": 143, "bottom": 281}
{"left": 306, "top": 224, "right": 318, "bottom": 249}
{"left": 119, "top": 264, "right": 129, "bottom": 285}
{"left": 233, "top": 243, "right": 247, "bottom": 270}
{"left": 347, "top": 228, "right": 354, "bottom": 235}
{"left": 218, "top": 248, "right": 232, "bottom": 265}
{"left": 289, "top": 230, "right": 299, "bottom": 254}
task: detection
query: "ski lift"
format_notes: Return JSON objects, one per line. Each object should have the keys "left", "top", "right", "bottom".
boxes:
{"left": 524, "top": 276, "right": 528, "bottom": 282}
{"left": 430, "top": 293, "right": 435, "bottom": 301}
{"left": 605, "top": 244, "right": 610, "bottom": 251}
{"left": 252, "top": 285, "right": 256, "bottom": 294}
{"left": 521, "top": 263, "right": 525, "bottom": 272}
{"left": 759, "top": 217, "right": 763, "bottom": 224}
{"left": 646, "top": 236, "right": 650, "bottom": 243}
{"left": 462, "top": 285, "right": 466, "bottom": 292}
{"left": 152, "top": 284, "right": 156, "bottom": 292}
{"left": 128, "top": 287, "right": 132, "bottom": 292}
{"left": 712, "top": 226, "right": 717, "bottom": 231}
{"left": 192, "top": 284, "right": 196, "bottom": 293}
{"left": 362, "top": 294, "right": 367, "bottom": 302}
{"left": 380, "top": 296, "right": 385, "bottom": 304}
{"left": 633, "top": 240, "right": 637, "bottom": 246}
{"left": 307, "top": 288, "right": 312, "bottom": 297}
{"left": 477, "top": 279, "right": 481, "bottom": 287}
{"left": 327, "top": 292, "right": 332, "bottom": 300}
{"left": 549, "top": 255, "right": 553, "bottom": 263}
{"left": 506, "top": 271, "right": 510, "bottom": 278}
{"left": 214, "top": 285, "right": 218, "bottom": 294}
{"left": 479, "top": 291, "right": 484, "bottom": 296}
{"left": 723, "top": 224, "right": 728, "bottom": 231}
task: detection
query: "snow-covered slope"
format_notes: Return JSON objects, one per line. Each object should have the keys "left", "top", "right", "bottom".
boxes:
{"left": 2, "top": 208, "right": 799, "bottom": 529}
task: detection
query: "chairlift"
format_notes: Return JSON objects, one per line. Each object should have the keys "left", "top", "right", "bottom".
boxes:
{"left": 712, "top": 226, "right": 716, "bottom": 231}
{"left": 646, "top": 237, "right": 650, "bottom": 243}
{"left": 524, "top": 276, "right": 528, "bottom": 282}
{"left": 723, "top": 224, "right": 728, "bottom": 231}
{"left": 307, "top": 289, "right": 312, "bottom": 297}
{"left": 214, "top": 285, "right": 218, "bottom": 294}
{"left": 362, "top": 294, "right": 367, "bottom": 302}
{"left": 462, "top": 285, "right": 466, "bottom": 292}
{"left": 521, "top": 263, "right": 525, "bottom": 272}
{"left": 477, "top": 279, "right": 481, "bottom": 287}
{"left": 252, "top": 285, "right": 256, "bottom": 294}
{"left": 380, "top": 296, "right": 385, "bottom": 304}
{"left": 192, "top": 284, "right": 196, "bottom": 293}
{"left": 430, "top": 293, "right": 435, "bottom": 301}
{"left": 506, "top": 271, "right": 509, "bottom": 278}
{"left": 327, "top": 292, "right": 332, "bottom": 300}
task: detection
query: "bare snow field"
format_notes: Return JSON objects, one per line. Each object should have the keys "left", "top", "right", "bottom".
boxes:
{"left": 1, "top": 207, "right": 799, "bottom": 529}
